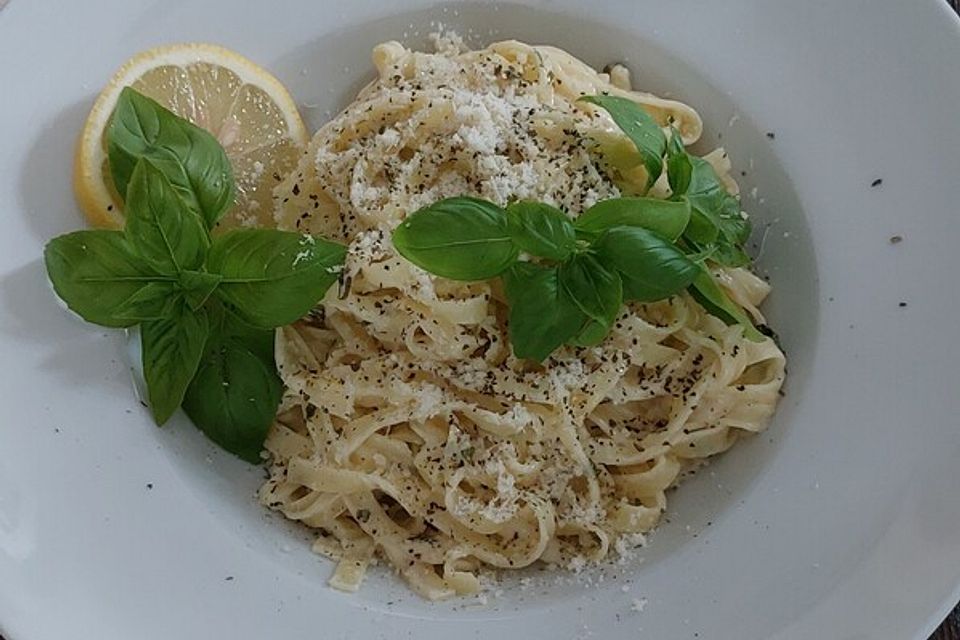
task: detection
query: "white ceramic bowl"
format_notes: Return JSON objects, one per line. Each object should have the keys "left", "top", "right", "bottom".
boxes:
{"left": 1, "top": 1, "right": 959, "bottom": 638}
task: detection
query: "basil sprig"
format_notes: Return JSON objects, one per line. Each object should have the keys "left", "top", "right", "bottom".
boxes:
{"left": 664, "top": 127, "right": 752, "bottom": 267}
{"left": 44, "top": 88, "right": 345, "bottom": 462}
{"left": 583, "top": 95, "right": 753, "bottom": 268}
{"left": 392, "top": 95, "right": 765, "bottom": 361}
{"left": 393, "top": 195, "right": 705, "bottom": 362}
{"left": 584, "top": 96, "right": 762, "bottom": 327}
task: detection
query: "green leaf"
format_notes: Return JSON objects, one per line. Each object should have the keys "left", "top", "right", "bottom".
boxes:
{"left": 711, "top": 194, "right": 752, "bottom": 267}
{"left": 594, "top": 226, "right": 699, "bottom": 302}
{"left": 182, "top": 308, "right": 281, "bottom": 463}
{"left": 218, "top": 304, "right": 276, "bottom": 363}
{"left": 502, "top": 262, "right": 587, "bottom": 362}
{"left": 711, "top": 235, "right": 751, "bottom": 267}
{"left": 183, "top": 346, "right": 281, "bottom": 463}
{"left": 683, "top": 157, "right": 752, "bottom": 267}
{"left": 208, "top": 229, "right": 346, "bottom": 328}
{"left": 505, "top": 201, "right": 577, "bottom": 261}
{"left": 107, "top": 87, "right": 234, "bottom": 228}
{"left": 392, "top": 197, "right": 518, "bottom": 280}
{"left": 685, "top": 207, "right": 720, "bottom": 244}
{"left": 114, "top": 281, "right": 181, "bottom": 321}
{"left": 570, "top": 320, "right": 608, "bottom": 347}
{"left": 559, "top": 253, "right": 622, "bottom": 328}
{"left": 685, "top": 157, "right": 728, "bottom": 214}
{"left": 575, "top": 197, "right": 691, "bottom": 241}
{"left": 179, "top": 270, "right": 222, "bottom": 311}
{"left": 141, "top": 304, "right": 209, "bottom": 424}
{"left": 124, "top": 160, "right": 210, "bottom": 273}
{"left": 666, "top": 130, "right": 692, "bottom": 195}
{"left": 689, "top": 267, "right": 763, "bottom": 341}
{"left": 580, "top": 95, "right": 666, "bottom": 190}
{"left": 44, "top": 230, "right": 173, "bottom": 327}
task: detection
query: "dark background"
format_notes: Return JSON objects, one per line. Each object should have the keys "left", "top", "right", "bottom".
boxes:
{"left": 0, "top": 2, "right": 958, "bottom": 640}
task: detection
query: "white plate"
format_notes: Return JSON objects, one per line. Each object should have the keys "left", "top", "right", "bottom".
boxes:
{"left": 2, "top": 1, "right": 960, "bottom": 638}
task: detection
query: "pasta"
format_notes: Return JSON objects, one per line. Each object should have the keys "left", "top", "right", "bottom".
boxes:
{"left": 260, "top": 34, "right": 786, "bottom": 599}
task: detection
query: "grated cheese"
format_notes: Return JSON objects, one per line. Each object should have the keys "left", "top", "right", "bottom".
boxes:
{"left": 631, "top": 597, "right": 648, "bottom": 612}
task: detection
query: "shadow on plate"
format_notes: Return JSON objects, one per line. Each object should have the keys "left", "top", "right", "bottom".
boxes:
{"left": 17, "top": 98, "right": 93, "bottom": 242}
{"left": 0, "top": 258, "right": 131, "bottom": 394}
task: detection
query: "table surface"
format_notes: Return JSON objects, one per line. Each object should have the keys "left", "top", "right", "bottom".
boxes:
{"left": 1, "top": 2, "right": 959, "bottom": 640}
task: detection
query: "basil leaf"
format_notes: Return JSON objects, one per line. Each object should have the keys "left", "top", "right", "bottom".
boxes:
{"left": 580, "top": 95, "right": 666, "bottom": 190}
{"left": 505, "top": 201, "right": 577, "bottom": 261}
{"left": 141, "top": 303, "right": 209, "bottom": 424}
{"left": 208, "top": 229, "right": 346, "bottom": 328}
{"left": 685, "top": 157, "right": 729, "bottom": 214}
{"left": 44, "top": 230, "right": 172, "bottom": 327}
{"left": 711, "top": 194, "right": 752, "bottom": 267}
{"left": 684, "top": 207, "right": 720, "bottom": 244}
{"left": 594, "top": 226, "right": 699, "bottom": 302}
{"left": 107, "top": 87, "right": 234, "bottom": 229}
{"left": 114, "top": 281, "right": 181, "bottom": 321}
{"left": 124, "top": 160, "right": 209, "bottom": 274}
{"left": 217, "top": 304, "right": 276, "bottom": 364}
{"left": 559, "top": 253, "right": 622, "bottom": 328}
{"left": 392, "top": 197, "right": 518, "bottom": 280}
{"left": 683, "top": 157, "right": 752, "bottom": 266}
{"left": 182, "top": 309, "right": 281, "bottom": 463}
{"left": 711, "top": 235, "right": 751, "bottom": 267}
{"left": 502, "top": 262, "right": 586, "bottom": 362}
{"left": 179, "top": 270, "right": 222, "bottom": 311}
{"left": 575, "top": 197, "right": 691, "bottom": 241}
{"left": 689, "top": 267, "right": 763, "bottom": 341}
{"left": 570, "top": 320, "right": 608, "bottom": 347}
{"left": 666, "top": 130, "right": 692, "bottom": 195}
{"left": 183, "top": 345, "right": 281, "bottom": 463}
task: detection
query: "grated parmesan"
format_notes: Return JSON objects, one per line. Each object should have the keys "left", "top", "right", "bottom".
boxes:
{"left": 631, "top": 597, "right": 648, "bottom": 612}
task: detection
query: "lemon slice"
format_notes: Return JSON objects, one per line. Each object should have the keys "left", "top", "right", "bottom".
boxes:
{"left": 74, "top": 43, "right": 308, "bottom": 230}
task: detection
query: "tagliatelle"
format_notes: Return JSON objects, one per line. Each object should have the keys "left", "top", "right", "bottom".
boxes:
{"left": 260, "top": 34, "right": 786, "bottom": 600}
